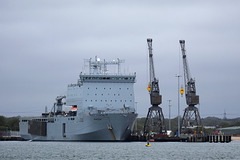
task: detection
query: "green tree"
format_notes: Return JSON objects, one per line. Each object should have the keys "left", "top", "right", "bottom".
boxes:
{"left": 0, "top": 116, "right": 19, "bottom": 131}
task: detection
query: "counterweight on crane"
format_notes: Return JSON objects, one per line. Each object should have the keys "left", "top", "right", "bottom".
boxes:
{"left": 143, "top": 38, "right": 165, "bottom": 134}
{"left": 179, "top": 40, "right": 202, "bottom": 133}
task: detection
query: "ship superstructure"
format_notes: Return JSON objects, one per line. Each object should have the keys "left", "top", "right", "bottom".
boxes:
{"left": 19, "top": 56, "right": 137, "bottom": 141}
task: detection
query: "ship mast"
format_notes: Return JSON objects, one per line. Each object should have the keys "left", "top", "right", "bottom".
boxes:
{"left": 86, "top": 56, "right": 124, "bottom": 75}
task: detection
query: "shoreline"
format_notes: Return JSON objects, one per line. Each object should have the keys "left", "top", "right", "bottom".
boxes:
{"left": 232, "top": 136, "right": 240, "bottom": 141}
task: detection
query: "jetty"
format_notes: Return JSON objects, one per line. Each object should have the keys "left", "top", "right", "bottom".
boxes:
{"left": 130, "top": 134, "right": 232, "bottom": 143}
{"left": 0, "top": 131, "right": 25, "bottom": 141}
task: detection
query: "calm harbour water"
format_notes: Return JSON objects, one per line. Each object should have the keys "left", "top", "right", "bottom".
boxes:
{"left": 0, "top": 141, "right": 240, "bottom": 160}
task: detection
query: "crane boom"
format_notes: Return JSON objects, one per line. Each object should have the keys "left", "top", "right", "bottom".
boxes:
{"left": 147, "top": 38, "right": 162, "bottom": 105}
{"left": 179, "top": 40, "right": 199, "bottom": 106}
{"left": 179, "top": 40, "right": 190, "bottom": 86}
{"left": 147, "top": 39, "right": 155, "bottom": 83}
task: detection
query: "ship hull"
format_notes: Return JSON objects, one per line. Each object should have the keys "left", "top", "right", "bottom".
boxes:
{"left": 20, "top": 113, "right": 137, "bottom": 141}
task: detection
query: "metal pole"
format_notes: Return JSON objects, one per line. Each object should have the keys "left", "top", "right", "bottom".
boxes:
{"left": 135, "top": 102, "right": 138, "bottom": 132}
{"left": 176, "top": 75, "right": 181, "bottom": 137}
{"left": 167, "top": 100, "right": 171, "bottom": 131}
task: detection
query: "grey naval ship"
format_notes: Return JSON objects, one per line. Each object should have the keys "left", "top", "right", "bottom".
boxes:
{"left": 19, "top": 57, "right": 137, "bottom": 141}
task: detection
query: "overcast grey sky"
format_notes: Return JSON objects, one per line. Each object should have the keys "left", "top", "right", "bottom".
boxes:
{"left": 1, "top": 0, "right": 240, "bottom": 118}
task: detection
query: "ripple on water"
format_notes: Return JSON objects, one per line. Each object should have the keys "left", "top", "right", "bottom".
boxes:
{"left": 0, "top": 141, "right": 240, "bottom": 160}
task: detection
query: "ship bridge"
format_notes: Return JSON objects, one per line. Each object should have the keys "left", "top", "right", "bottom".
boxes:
{"left": 79, "top": 56, "right": 136, "bottom": 83}
{"left": 80, "top": 74, "right": 136, "bottom": 83}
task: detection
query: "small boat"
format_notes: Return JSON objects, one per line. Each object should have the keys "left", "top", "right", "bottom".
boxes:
{"left": 149, "top": 139, "right": 154, "bottom": 142}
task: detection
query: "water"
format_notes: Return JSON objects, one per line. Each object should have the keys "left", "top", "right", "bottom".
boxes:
{"left": 0, "top": 141, "right": 240, "bottom": 160}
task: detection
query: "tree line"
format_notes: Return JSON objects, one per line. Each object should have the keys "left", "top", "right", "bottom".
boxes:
{"left": 0, "top": 116, "right": 19, "bottom": 131}
{"left": 133, "top": 116, "right": 240, "bottom": 134}
{"left": 0, "top": 115, "right": 239, "bottom": 132}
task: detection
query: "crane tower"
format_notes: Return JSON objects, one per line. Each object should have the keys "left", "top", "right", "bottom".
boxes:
{"left": 179, "top": 40, "right": 202, "bottom": 133}
{"left": 143, "top": 38, "right": 165, "bottom": 134}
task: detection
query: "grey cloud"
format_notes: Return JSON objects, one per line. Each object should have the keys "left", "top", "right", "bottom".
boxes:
{"left": 0, "top": 0, "right": 240, "bottom": 118}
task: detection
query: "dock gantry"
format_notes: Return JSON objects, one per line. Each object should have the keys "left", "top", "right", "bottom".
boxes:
{"left": 179, "top": 40, "right": 203, "bottom": 134}
{"left": 143, "top": 38, "right": 166, "bottom": 135}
